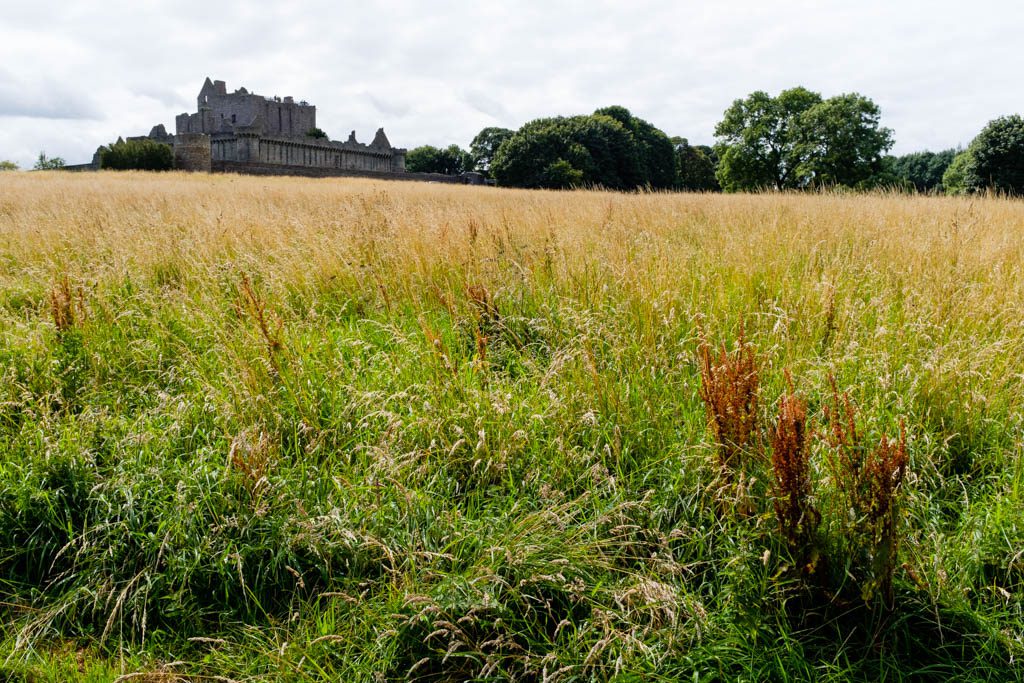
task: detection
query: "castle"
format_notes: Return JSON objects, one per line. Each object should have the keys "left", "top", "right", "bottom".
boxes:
{"left": 140, "top": 78, "right": 410, "bottom": 176}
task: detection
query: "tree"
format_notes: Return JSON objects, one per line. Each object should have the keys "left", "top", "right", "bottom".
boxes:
{"left": 673, "top": 138, "right": 719, "bottom": 191}
{"left": 714, "top": 87, "right": 893, "bottom": 191}
{"left": 714, "top": 87, "right": 822, "bottom": 191}
{"left": 0, "top": 160, "right": 18, "bottom": 171}
{"left": 794, "top": 93, "right": 894, "bottom": 188}
{"left": 964, "top": 115, "right": 1024, "bottom": 195}
{"left": 491, "top": 114, "right": 644, "bottom": 190}
{"left": 595, "top": 106, "right": 677, "bottom": 189}
{"left": 406, "top": 144, "right": 473, "bottom": 175}
{"left": 890, "top": 149, "right": 957, "bottom": 192}
{"left": 99, "top": 138, "right": 173, "bottom": 171}
{"left": 34, "top": 152, "right": 65, "bottom": 170}
{"left": 306, "top": 127, "right": 328, "bottom": 139}
{"left": 942, "top": 150, "right": 974, "bottom": 195}
{"left": 469, "top": 127, "right": 513, "bottom": 177}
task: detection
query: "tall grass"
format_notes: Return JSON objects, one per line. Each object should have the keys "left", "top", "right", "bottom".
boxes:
{"left": 0, "top": 171, "right": 1022, "bottom": 680}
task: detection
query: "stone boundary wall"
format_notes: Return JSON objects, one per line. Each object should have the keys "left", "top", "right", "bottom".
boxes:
{"left": 211, "top": 160, "right": 468, "bottom": 183}
{"left": 211, "top": 135, "right": 401, "bottom": 173}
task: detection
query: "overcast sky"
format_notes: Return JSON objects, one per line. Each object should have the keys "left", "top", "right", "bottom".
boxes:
{"left": 1, "top": 0, "right": 1021, "bottom": 167}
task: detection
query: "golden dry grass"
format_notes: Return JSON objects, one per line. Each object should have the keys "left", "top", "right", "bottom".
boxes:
{"left": 4, "top": 170, "right": 1023, "bottom": 370}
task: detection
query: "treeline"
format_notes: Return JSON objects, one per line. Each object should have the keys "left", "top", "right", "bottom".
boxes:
{"left": 409, "top": 87, "right": 1024, "bottom": 195}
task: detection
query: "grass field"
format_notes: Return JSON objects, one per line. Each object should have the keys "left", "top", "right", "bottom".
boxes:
{"left": 0, "top": 171, "right": 1022, "bottom": 681}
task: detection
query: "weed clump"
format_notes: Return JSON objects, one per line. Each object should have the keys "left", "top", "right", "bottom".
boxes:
{"left": 49, "top": 274, "right": 79, "bottom": 335}
{"left": 697, "top": 325, "right": 760, "bottom": 476}
{"left": 822, "top": 380, "right": 909, "bottom": 607}
{"left": 770, "top": 377, "right": 820, "bottom": 576}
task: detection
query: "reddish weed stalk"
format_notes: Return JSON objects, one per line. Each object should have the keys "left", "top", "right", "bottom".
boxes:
{"left": 697, "top": 326, "right": 760, "bottom": 477}
{"left": 49, "top": 275, "right": 80, "bottom": 335}
{"left": 770, "top": 375, "right": 820, "bottom": 574}
{"left": 822, "top": 378, "right": 909, "bottom": 606}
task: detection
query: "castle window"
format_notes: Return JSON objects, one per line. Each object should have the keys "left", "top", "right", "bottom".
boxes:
{"left": 231, "top": 114, "right": 236, "bottom": 123}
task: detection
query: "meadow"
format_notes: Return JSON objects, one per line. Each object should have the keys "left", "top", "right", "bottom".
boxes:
{"left": 0, "top": 171, "right": 1021, "bottom": 681}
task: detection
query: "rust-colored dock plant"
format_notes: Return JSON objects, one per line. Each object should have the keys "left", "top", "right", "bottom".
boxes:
{"left": 697, "top": 325, "right": 760, "bottom": 476}
{"left": 49, "top": 274, "right": 79, "bottom": 335}
{"left": 822, "top": 377, "right": 910, "bottom": 607}
{"left": 770, "top": 375, "right": 820, "bottom": 573}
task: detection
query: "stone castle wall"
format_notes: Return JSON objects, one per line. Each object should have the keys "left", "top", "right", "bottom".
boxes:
{"left": 210, "top": 160, "right": 469, "bottom": 183}
{"left": 209, "top": 134, "right": 404, "bottom": 173}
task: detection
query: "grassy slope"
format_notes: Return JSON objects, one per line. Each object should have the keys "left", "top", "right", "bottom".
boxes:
{"left": 0, "top": 171, "right": 1021, "bottom": 681}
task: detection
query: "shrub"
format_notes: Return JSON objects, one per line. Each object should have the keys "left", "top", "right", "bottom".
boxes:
{"left": 99, "top": 138, "right": 173, "bottom": 171}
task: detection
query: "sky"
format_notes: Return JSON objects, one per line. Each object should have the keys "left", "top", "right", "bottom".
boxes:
{"left": 1, "top": 0, "right": 1021, "bottom": 168}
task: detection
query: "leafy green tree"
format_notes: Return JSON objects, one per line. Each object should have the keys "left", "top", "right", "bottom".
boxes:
{"left": 794, "top": 93, "right": 894, "bottom": 188}
{"left": 305, "top": 127, "right": 328, "bottom": 139}
{"left": 469, "top": 127, "right": 514, "bottom": 176}
{"left": 595, "top": 106, "right": 677, "bottom": 189}
{"left": 491, "top": 114, "right": 643, "bottom": 190}
{"left": 890, "top": 149, "right": 957, "bottom": 192}
{"left": 33, "top": 152, "right": 65, "bottom": 170}
{"left": 406, "top": 144, "right": 473, "bottom": 175}
{"left": 99, "top": 138, "right": 173, "bottom": 171}
{"left": 714, "top": 87, "right": 822, "bottom": 191}
{"left": 672, "top": 138, "right": 719, "bottom": 191}
{"left": 0, "top": 160, "right": 18, "bottom": 171}
{"left": 714, "top": 88, "right": 893, "bottom": 191}
{"left": 942, "top": 150, "right": 974, "bottom": 195}
{"left": 965, "top": 115, "right": 1024, "bottom": 195}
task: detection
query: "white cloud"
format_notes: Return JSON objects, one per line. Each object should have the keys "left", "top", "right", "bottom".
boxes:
{"left": 0, "top": 0, "right": 1021, "bottom": 167}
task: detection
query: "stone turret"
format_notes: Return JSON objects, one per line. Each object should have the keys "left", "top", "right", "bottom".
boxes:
{"left": 174, "top": 133, "right": 211, "bottom": 172}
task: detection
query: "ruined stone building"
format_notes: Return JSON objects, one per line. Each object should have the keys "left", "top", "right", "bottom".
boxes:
{"left": 149, "top": 78, "right": 409, "bottom": 175}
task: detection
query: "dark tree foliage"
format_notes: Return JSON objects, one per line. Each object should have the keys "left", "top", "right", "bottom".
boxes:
{"left": 673, "top": 138, "right": 720, "bottom": 191}
{"left": 0, "top": 160, "right": 18, "bottom": 171}
{"left": 714, "top": 87, "right": 893, "bottom": 191}
{"left": 305, "top": 127, "right": 328, "bottom": 139}
{"left": 99, "top": 138, "right": 173, "bottom": 171}
{"left": 491, "top": 113, "right": 648, "bottom": 190}
{"left": 405, "top": 145, "right": 474, "bottom": 175}
{"left": 965, "top": 115, "right": 1024, "bottom": 195}
{"left": 889, "top": 149, "right": 957, "bottom": 192}
{"left": 469, "top": 127, "right": 514, "bottom": 177}
{"left": 595, "top": 106, "right": 677, "bottom": 189}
